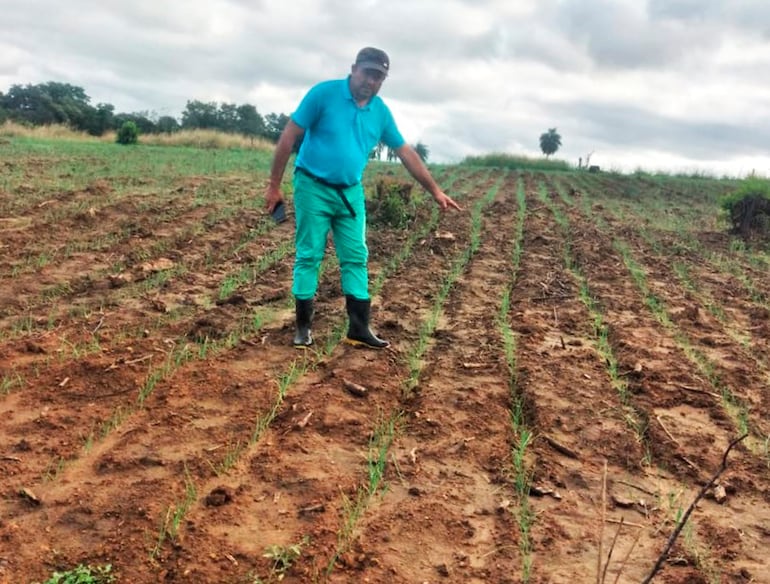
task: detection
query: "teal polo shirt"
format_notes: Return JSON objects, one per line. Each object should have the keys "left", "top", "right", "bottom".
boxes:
{"left": 291, "top": 77, "right": 405, "bottom": 186}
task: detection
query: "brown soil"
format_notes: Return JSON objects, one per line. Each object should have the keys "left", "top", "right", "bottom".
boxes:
{"left": 1, "top": 168, "right": 769, "bottom": 584}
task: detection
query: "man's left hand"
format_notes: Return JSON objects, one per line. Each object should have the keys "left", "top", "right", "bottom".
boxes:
{"left": 434, "top": 191, "right": 463, "bottom": 211}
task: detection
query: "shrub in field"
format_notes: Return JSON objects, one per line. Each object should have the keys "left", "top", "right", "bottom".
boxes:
{"left": 116, "top": 120, "right": 139, "bottom": 145}
{"left": 367, "top": 176, "right": 415, "bottom": 228}
{"left": 720, "top": 178, "right": 770, "bottom": 238}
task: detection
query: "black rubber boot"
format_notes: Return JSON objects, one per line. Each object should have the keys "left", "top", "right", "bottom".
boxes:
{"left": 293, "top": 297, "right": 314, "bottom": 348}
{"left": 345, "top": 296, "right": 389, "bottom": 349}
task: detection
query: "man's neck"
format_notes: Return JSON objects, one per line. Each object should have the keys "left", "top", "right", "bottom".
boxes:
{"left": 348, "top": 77, "right": 371, "bottom": 107}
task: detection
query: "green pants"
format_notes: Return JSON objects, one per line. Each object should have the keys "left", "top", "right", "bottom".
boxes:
{"left": 292, "top": 172, "right": 369, "bottom": 300}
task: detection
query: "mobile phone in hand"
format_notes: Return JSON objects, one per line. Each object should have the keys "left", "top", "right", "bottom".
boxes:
{"left": 271, "top": 201, "right": 287, "bottom": 224}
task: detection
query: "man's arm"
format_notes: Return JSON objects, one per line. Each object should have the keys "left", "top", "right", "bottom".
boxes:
{"left": 264, "top": 120, "right": 305, "bottom": 213}
{"left": 395, "top": 144, "right": 462, "bottom": 211}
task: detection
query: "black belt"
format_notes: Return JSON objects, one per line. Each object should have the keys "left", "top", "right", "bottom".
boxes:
{"left": 295, "top": 166, "right": 357, "bottom": 218}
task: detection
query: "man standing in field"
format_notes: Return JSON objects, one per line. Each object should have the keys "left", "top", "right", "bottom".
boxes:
{"left": 265, "top": 46, "right": 461, "bottom": 349}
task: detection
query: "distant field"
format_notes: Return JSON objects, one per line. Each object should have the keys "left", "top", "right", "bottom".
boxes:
{"left": 2, "top": 138, "right": 770, "bottom": 584}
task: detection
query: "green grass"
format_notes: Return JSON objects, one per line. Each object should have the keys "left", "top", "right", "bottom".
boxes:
{"left": 460, "top": 152, "right": 571, "bottom": 172}
{"left": 4, "top": 137, "right": 275, "bottom": 194}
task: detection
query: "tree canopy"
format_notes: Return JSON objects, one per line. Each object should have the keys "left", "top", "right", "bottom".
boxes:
{"left": 0, "top": 82, "right": 115, "bottom": 135}
{"left": 0, "top": 81, "right": 281, "bottom": 141}
{"left": 1, "top": 81, "right": 431, "bottom": 156}
{"left": 539, "top": 128, "right": 562, "bottom": 158}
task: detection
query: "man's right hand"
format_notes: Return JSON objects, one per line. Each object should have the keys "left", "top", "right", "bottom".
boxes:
{"left": 264, "top": 120, "right": 305, "bottom": 216}
{"left": 265, "top": 184, "right": 284, "bottom": 214}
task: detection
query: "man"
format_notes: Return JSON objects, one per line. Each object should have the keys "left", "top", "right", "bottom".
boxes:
{"left": 265, "top": 46, "right": 461, "bottom": 350}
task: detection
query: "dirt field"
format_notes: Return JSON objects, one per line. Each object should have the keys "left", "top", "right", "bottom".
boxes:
{"left": 1, "top": 143, "right": 770, "bottom": 583}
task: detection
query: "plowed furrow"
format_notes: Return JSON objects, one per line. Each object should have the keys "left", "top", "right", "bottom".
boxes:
{"left": 510, "top": 184, "right": 659, "bottom": 582}
{"left": 346, "top": 173, "right": 520, "bottom": 584}
{"left": 558, "top": 191, "right": 770, "bottom": 582}
{"left": 3, "top": 173, "right": 486, "bottom": 583}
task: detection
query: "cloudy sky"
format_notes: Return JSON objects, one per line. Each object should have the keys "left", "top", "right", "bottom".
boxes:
{"left": 2, "top": 0, "right": 770, "bottom": 176}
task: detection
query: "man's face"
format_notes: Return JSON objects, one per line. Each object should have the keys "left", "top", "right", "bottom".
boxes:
{"left": 349, "top": 64, "right": 387, "bottom": 102}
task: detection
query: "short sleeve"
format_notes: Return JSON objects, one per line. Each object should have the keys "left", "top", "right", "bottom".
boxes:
{"left": 380, "top": 104, "right": 405, "bottom": 150}
{"left": 291, "top": 84, "right": 324, "bottom": 130}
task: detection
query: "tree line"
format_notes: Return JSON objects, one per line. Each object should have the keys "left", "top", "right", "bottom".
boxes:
{"left": 0, "top": 81, "right": 430, "bottom": 161}
{"left": 0, "top": 81, "right": 291, "bottom": 141}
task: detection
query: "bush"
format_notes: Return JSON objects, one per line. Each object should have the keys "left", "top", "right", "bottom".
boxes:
{"left": 116, "top": 120, "right": 139, "bottom": 145}
{"left": 367, "top": 176, "right": 415, "bottom": 228}
{"left": 720, "top": 178, "right": 770, "bottom": 238}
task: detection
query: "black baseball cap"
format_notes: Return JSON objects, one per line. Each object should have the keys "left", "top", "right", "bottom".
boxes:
{"left": 355, "top": 47, "right": 390, "bottom": 75}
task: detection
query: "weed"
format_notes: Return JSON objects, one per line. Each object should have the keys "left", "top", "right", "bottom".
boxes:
{"left": 40, "top": 563, "right": 115, "bottom": 584}
{"left": 12, "top": 314, "right": 35, "bottom": 335}
{"left": 367, "top": 177, "right": 415, "bottom": 228}
{"left": 263, "top": 537, "right": 309, "bottom": 580}
{"left": 1, "top": 372, "right": 24, "bottom": 394}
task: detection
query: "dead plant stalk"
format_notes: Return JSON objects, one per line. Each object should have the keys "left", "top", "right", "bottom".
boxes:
{"left": 640, "top": 433, "right": 748, "bottom": 584}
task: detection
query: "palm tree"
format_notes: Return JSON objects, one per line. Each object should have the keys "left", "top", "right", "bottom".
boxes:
{"left": 370, "top": 141, "right": 384, "bottom": 160}
{"left": 539, "top": 128, "right": 562, "bottom": 158}
{"left": 413, "top": 142, "right": 429, "bottom": 163}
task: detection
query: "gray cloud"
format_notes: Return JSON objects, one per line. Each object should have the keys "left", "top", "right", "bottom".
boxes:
{"left": 551, "top": 1, "right": 718, "bottom": 69}
{"left": 549, "top": 100, "right": 770, "bottom": 157}
{"left": 649, "top": 0, "right": 770, "bottom": 35}
{"left": 1, "top": 0, "right": 770, "bottom": 175}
